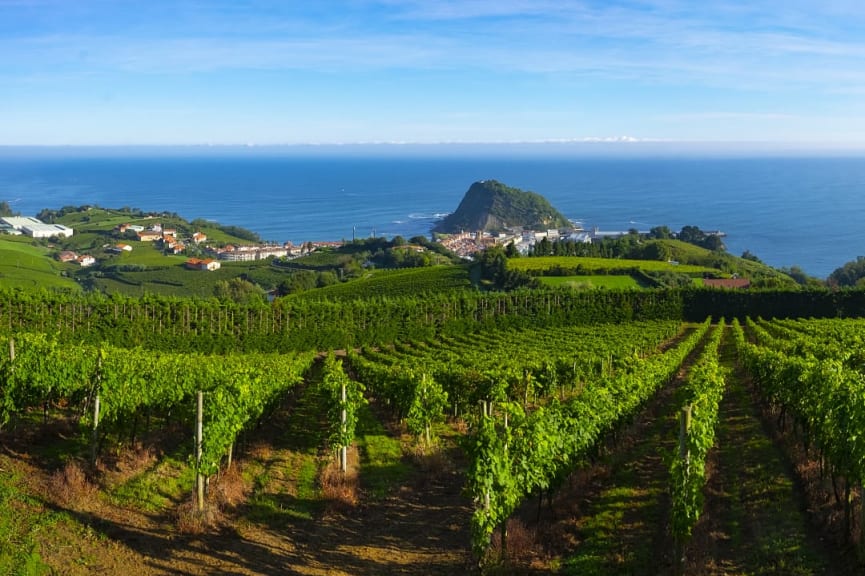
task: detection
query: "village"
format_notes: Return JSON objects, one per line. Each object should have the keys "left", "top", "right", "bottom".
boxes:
{"left": 1, "top": 215, "right": 364, "bottom": 272}
{"left": 1, "top": 213, "right": 659, "bottom": 272}
{"left": 2, "top": 213, "right": 747, "bottom": 290}
{"left": 436, "top": 225, "right": 640, "bottom": 258}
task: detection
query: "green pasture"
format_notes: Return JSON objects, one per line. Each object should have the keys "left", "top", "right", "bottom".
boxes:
{"left": 90, "top": 256, "right": 297, "bottom": 297}
{"left": 104, "top": 244, "right": 188, "bottom": 266}
{"left": 538, "top": 275, "right": 644, "bottom": 290}
{"left": 0, "top": 238, "right": 80, "bottom": 291}
{"left": 510, "top": 255, "right": 716, "bottom": 276}
{"left": 293, "top": 265, "right": 473, "bottom": 300}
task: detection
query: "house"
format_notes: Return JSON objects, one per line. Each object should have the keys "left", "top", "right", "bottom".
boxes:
{"left": 192, "top": 232, "right": 207, "bottom": 244}
{"left": 137, "top": 230, "right": 162, "bottom": 242}
{"left": 185, "top": 257, "right": 220, "bottom": 271}
{"left": 703, "top": 278, "right": 751, "bottom": 289}
{"left": 107, "top": 243, "right": 133, "bottom": 254}
{"left": 76, "top": 255, "right": 96, "bottom": 267}
{"left": 57, "top": 250, "right": 78, "bottom": 263}
{"left": 162, "top": 228, "right": 177, "bottom": 237}
{"left": 216, "top": 245, "right": 290, "bottom": 261}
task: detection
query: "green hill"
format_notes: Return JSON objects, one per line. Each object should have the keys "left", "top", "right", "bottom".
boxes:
{"left": 630, "top": 239, "right": 796, "bottom": 286}
{"left": 0, "top": 236, "right": 80, "bottom": 291}
{"left": 433, "top": 180, "right": 571, "bottom": 234}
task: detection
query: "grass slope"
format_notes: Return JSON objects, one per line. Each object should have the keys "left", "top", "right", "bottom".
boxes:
{"left": 538, "top": 275, "right": 644, "bottom": 289}
{"left": 0, "top": 237, "right": 80, "bottom": 291}
{"left": 510, "top": 255, "right": 715, "bottom": 276}
{"left": 291, "top": 266, "right": 473, "bottom": 301}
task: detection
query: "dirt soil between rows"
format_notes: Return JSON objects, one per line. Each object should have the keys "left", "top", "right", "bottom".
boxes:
{"left": 0, "top": 397, "right": 474, "bottom": 575}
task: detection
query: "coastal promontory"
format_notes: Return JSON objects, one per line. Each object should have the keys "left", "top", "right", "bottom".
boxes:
{"left": 433, "top": 180, "right": 571, "bottom": 234}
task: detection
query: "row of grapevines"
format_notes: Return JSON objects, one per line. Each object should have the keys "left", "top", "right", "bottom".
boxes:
{"left": 669, "top": 320, "right": 727, "bottom": 542}
{"left": 346, "top": 351, "right": 449, "bottom": 445}
{"left": 465, "top": 319, "right": 711, "bottom": 559}
{"left": 749, "top": 316, "right": 865, "bottom": 369}
{"left": 321, "top": 353, "right": 366, "bottom": 471}
{"left": 0, "top": 333, "right": 314, "bottom": 480}
{"left": 353, "top": 321, "right": 684, "bottom": 419}
{"left": 733, "top": 320, "right": 865, "bottom": 491}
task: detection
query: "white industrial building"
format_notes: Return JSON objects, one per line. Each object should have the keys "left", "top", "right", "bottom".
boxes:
{"left": 1, "top": 217, "right": 73, "bottom": 239}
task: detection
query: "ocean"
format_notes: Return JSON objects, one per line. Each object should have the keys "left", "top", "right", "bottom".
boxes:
{"left": 1, "top": 150, "right": 864, "bottom": 279}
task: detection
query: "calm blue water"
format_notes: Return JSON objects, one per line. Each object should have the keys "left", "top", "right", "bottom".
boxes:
{"left": 1, "top": 152, "right": 864, "bottom": 279}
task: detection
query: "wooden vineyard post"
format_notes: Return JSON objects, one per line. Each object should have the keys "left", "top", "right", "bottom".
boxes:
{"left": 195, "top": 390, "right": 205, "bottom": 513}
{"left": 90, "top": 355, "right": 102, "bottom": 469}
{"left": 340, "top": 379, "right": 347, "bottom": 474}
{"left": 860, "top": 483, "right": 865, "bottom": 554}
{"left": 675, "top": 405, "right": 693, "bottom": 576}
{"left": 679, "top": 405, "right": 692, "bottom": 474}
{"left": 90, "top": 393, "right": 101, "bottom": 469}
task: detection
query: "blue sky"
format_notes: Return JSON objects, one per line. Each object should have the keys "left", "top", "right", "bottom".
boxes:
{"left": 2, "top": 0, "right": 865, "bottom": 147}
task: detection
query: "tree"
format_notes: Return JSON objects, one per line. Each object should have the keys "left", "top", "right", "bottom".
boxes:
{"left": 213, "top": 278, "right": 265, "bottom": 304}
{"left": 678, "top": 225, "right": 706, "bottom": 245}
{"left": 828, "top": 256, "right": 865, "bottom": 287}
{"left": 741, "top": 250, "right": 762, "bottom": 263}
{"left": 277, "top": 270, "right": 318, "bottom": 295}
{"left": 504, "top": 241, "right": 519, "bottom": 258}
{"left": 679, "top": 225, "right": 724, "bottom": 251}
{"left": 534, "top": 236, "right": 552, "bottom": 257}
{"left": 780, "top": 266, "right": 823, "bottom": 287}
{"left": 0, "top": 201, "right": 15, "bottom": 217}
{"left": 649, "top": 225, "right": 672, "bottom": 239}
{"left": 317, "top": 270, "right": 339, "bottom": 287}
{"left": 702, "top": 234, "right": 724, "bottom": 251}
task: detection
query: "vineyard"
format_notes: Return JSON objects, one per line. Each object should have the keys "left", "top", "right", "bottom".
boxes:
{"left": 2, "top": 312, "right": 865, "bottom": 574}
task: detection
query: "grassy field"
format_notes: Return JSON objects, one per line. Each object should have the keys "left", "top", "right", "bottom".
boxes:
{"left": 292, "top": 266, "right": 474, "bottom": 300}
{"left": 509, "top": 255, "right": 717, "bottom": 276}
{"left": 0, "top": 237, "right": 80, "bottom": 291}
{"left": 538, "top": 275, "right": 644, "bottom": 289}
{"left": 92, "top": 259, "right": 285, "bottom": 297}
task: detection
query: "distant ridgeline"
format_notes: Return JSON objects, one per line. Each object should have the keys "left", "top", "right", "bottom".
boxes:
{"left": 433, "top": 180, "right": 571, "bottom": 234}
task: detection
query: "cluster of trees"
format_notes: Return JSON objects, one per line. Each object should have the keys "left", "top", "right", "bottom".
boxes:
{"left": 0, "top": 200, "right": 17, "bottom": 217}
{"left": 274, "top": 236, "right": 460, "bottom": 296}
{"left": 675, "top": 225, "right": 725, "bottom": 251}
{"left": 341, "top": 236, "right": 458, "bottom": 268}
{"left": 525, "top": 233, "right": 640, "bottom": 258}
{"left": 473, "top": 246, "right": 538, "bottom": 290}
{"left": 274, "top": 269, "right": 342, "bottom": 296}
{"left": 525, "top": 224, "right": 725, "bottom": 260}
{"left": 36, "top": 205, "right": 183, "bottom": 223}
{"left": 828, "top": 256, "right": 865, "bottom": 287}
{"left": 190, "top": 218, "right": 261, "bottom": 243}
